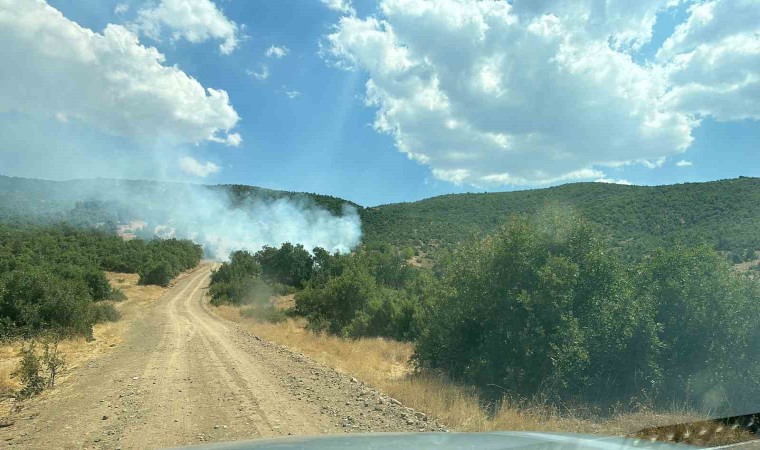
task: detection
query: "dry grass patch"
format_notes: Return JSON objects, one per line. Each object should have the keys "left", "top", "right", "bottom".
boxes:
{"left": 211, "top": 301, "right": 757, "bottom": 447}
{"left": 0, "top": 271, "right": 169, "bottom": 416}
{"left": 211, "top": 303, "right": 596, "bottom": 434}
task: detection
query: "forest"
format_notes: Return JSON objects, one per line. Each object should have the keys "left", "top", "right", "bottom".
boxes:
{"left": 210, "top": 209, "right": 760, "bottom": 414}
{"left": 0, "top": 224, "right": 202, "bottom": 339}
{"left": 361, "top": 177, "right": 760, "bottom": 262}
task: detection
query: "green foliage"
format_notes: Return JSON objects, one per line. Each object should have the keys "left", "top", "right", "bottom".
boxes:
{"left": 42, "top": 337, "right": 65, "bottom": 388}
{"left": 0, "top": 267, "right": 93, "bottom": 338}
{"left": 361, "top": 177, "right": 760, "bottom": 262}
{"left": 138, "top": 260, "right": 173, "bottom": 287}
{"left": 0, "top": 224, "right": 201, "bottom": 338}
{"left": 108, "top": 288, "right": 127, "bottom": 301}
{"left": 255, "top": 243, "right": 314, "bottom": 288}
{"left": 91, "top": 302, "right": 122, "bottom": 323}
{"left": 413, "top": 214, "right": 760, "bottom": 412}
{"left": 15, "top": 337, "right": 67, "bottom": 398}
{"left": 294, "top": 246, "right": 428, "bottom": 341}
{"left": 16, "top": 341, "right": 45, "bottom": 398}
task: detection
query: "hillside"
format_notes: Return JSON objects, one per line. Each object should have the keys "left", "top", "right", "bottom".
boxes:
{"left": 362, "top": 177, "right": 760, "bottom": 260}
{"left": 0, "top": 175, "right": 359, "bottom": 226}
{"left": 1, "top": 174, "right": 758, "bottom": 261}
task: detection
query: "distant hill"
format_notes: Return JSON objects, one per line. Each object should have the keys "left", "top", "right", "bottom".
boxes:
{"left": 0, "top": 175, "right": 360, "bottom": 226}
{"left": 362, "top": 177, "right": 760, "bottom": 260}
{"left": 1, "top": 174, "right": 758, "bottom": 261}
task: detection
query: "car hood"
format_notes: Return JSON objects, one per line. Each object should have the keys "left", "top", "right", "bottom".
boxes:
{"left": 172, "top": 431, "right": 692, "bottom": 449}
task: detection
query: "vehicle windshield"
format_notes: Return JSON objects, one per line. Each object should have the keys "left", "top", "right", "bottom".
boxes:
{"left": 0, "top": 0, "right": 758, "bottom": 449}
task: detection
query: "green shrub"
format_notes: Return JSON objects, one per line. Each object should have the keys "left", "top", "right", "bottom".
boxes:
{"left": 139, "top": 260, "right": 173, "bottom": 287}
{"left": 16, "top": 341, "right": 45, "bottom": 399}
{"left": 255, "top": 243, "right": 314, "bottom": 288}
{"left": 107, "top": 288, "right": 127, "bottom": 301}
{"left": 0, "top": 268, "right": 94, "bottom": 338}
{"left": 414, "top": 215, "right": 654, "bottom": 402}
{"left": 295, "top": 266, "right": 377, "bottom": 336}
{"left": 91, "top": 302, "right": 121, "bottom": 323}
{"left": 412, "top": 214, "right": 760, "bottom": 412}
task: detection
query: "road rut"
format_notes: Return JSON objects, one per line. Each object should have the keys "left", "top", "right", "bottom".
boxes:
{"left": 1, "top": 264, "right": 442, "bottom": 449}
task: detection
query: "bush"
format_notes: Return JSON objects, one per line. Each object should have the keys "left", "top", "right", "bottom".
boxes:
{"left": 108, "top": 288, "right": 127, "bottom": 301}
{"left": 295, "top": 266, "right": 378, "bottom": 336}
{"left": 0, "top": 268, "right": 94, "bottom": 338}
{"left": 16, "top": 342, "right": 45, "bottom": 399}
{"left": 414, "top": 215, "right": 653, "bottom": 402}
{"left": 294, "top": 264, "right": 423, "bottom": 341}
{"left": 91, "top": 302, "right": 122, "bottom": 323}
{"left": 83, "top": 269, "right": 112, "bottom": 301}
{"left": 255, "top": 243, "right": 314, "bottom": 288}
{"left": 139, "top": 260, "right": 173, "bottom": 287}
{"left": 412, "top": 214, "right": 760, "bottom": 412}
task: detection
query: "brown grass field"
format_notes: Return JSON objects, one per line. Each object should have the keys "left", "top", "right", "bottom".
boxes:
{"left": 213, "top": 296, "right": 757, "bottom": 446}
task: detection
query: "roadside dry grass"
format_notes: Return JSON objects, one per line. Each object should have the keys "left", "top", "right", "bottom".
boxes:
{"left": 0, "top": 272, "right": 167, "bottom": 417}
{"left": 213, "top": 298, "right": 757, "bottom": 446}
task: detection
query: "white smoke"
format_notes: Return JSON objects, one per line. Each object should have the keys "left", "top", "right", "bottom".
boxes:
{"left": 61, "top": 179, "right": 363, "bottom": 260}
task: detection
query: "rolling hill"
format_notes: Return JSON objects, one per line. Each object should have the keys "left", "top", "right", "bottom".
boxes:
{"left": 362, "top": 177, "right": 760, "bottom": 259}
{"left": 1, "top": 174, "right": 758, "bottom": 261}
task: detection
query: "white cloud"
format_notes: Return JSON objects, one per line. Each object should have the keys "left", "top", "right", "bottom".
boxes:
{"left": 323, "top": 0, "right": 694, "bottom": 186}
{"left": 321, "top": 0, "right": 355, "bottom": 16}
{"left": 247, "top": 65, "right": 269, "bottom": 81}
{"left": 0, "top": 0, "right": 240, "bottom": 146}
{"left": 224, "top": 132, "right": 242, "bottom": 147}
{"left": 114, "top": 3, "right": 129, "bottom": 15}
{"left": 658, "top": 0, "right": 760, "bottom": 121}
{"left": 265, "top": 45, "right": 289, "bottom": 58}
{"left": 595, "top": 177, "right": 632, "bottom": 185}
{"left": 676, "top": 159, "right": 693, "bottom": 167}
{"left": 135, "top": 0, "right": 240, "bottom": 54}
{"left": 285, "top": 90, "right": 301, "bottom": 99}
{"left": 178, "top": 156, "right": 220, "bottom": 177}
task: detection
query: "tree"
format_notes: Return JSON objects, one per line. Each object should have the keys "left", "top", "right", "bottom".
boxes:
{"left": 139, "top": 260, "right": 173, "bottom": 287}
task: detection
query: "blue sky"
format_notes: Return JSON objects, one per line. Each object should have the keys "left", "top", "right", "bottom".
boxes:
{"left": 0, "top": 0, "right": 757, "bottom": 206}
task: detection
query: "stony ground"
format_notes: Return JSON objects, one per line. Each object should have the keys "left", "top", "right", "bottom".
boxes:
{"left": 0, "top": 264, "right": 444, "bottom": 449}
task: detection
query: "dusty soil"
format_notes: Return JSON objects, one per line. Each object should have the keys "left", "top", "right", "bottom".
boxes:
{"left": 0, "top": 263, "right": 442, "bottom": 449}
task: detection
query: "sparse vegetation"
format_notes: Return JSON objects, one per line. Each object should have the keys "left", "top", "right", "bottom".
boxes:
{"left": 16, "top": 341, "right": 45, "bottom": 399}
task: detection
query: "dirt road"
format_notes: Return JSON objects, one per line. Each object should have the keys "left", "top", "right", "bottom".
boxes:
{"left": 1, "top": 264, "right": 442, "bottom": 449}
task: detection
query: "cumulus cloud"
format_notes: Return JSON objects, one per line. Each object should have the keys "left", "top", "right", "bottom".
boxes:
{"left": 135, "top": 0, "right": 240, "bottom": 54}
{"left": 321, "top": 0, "right": 355, "bottom": 16}
{"left": 658, "top": 0, "right": 760, "bottom": 121}
{"left": 0, "top": 0, "right": 241, "bottom": 147}
{"left": 323, "top": 0, "right": 694, "bottom": 187}
{"left": 265, "top": 45, "right": 289, "bottom": 58}
{"left": 114, "top": 3, "right": 129, "bottom": 15}
{"left": 178, "top": 156, "right": 220, "bottom": 177}
{"left": 676, "top": 159, "right": 693, "bottom": 167}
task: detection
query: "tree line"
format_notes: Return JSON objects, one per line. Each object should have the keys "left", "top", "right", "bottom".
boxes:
{"left": 0, "top": 224, "right": 202, "bottom": 339}
{"left": 210, "top": 210, "right": 760, "bottom": 414}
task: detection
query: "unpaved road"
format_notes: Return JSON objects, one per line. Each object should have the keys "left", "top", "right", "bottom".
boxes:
{"left": 1, "top": 264, "right": 442, "bottom": 449}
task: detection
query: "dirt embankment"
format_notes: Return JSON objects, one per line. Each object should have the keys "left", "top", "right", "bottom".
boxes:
{"left": 0, "top": 264, "right": 442, "bottom": 449}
